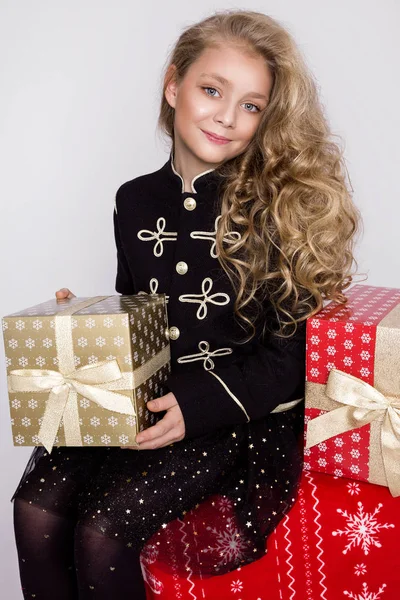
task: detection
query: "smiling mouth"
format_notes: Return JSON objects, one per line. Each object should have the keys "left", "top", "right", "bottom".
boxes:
{"left": 201, "top": 129, "right": 231, "bottom": 143}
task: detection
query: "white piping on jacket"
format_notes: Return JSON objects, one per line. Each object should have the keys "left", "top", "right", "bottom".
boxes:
{"left": 207, "top": 369, "right": 251, "bottom": 422}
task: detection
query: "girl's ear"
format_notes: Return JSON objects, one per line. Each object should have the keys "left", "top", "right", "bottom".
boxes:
{"left": 164, "top": 64, "right": 179, "bottom": 109}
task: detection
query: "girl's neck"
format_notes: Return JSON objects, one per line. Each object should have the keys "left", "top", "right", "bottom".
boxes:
{"left": 171, "top": 147, "right": 219, "bottom": 193}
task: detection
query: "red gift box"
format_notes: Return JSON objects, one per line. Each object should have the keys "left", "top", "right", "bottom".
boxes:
{"left": 303, "top": 284, "right": 400, "bottom": 496}
{"left": 141, "top": 470, "right": 400, "bottom": 599}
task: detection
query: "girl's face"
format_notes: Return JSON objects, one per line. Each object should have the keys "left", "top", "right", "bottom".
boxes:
{"left": 165, "top": 45, "right": 273, "bottom": 169}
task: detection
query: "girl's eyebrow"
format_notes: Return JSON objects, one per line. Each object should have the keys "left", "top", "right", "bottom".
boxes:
{"left": 199, "top": 72, "right": 268, "bottom": 100}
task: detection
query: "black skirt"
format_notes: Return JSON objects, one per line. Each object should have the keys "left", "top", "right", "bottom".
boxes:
{"left": 11, "top": 401, "right": 304, "bottom": 578}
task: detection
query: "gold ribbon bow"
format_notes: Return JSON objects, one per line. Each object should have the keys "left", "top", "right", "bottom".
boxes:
{"left": 7, "top": 295, "right": 169, "bottom": 454}
{"left": 305, "top": 368, "right": 400, "bottom": 497}
{"left": 8, "top": 360, "right": 136, "bottom": 454}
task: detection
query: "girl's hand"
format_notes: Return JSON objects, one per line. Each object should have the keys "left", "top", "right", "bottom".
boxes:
{"left": 55, "top": 288, "right": 76, "bottom": 301}
{"left": 121, "top": 391, "right": 186, "bottom": 450}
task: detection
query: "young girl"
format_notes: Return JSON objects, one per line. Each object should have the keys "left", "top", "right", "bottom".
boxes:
{"left": 11, "top": 9, "right": 361, "bottom": 599}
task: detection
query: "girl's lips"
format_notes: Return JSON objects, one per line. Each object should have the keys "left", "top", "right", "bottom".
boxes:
{"left": 201, "top": 130, "right": 231, "bottom": 145}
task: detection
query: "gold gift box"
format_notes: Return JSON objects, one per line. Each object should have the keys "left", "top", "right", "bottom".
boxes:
{"left": 2, "top": 294, "right": 171, "bottom": 453}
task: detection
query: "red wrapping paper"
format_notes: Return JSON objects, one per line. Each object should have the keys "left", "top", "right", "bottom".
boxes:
{"left": 141, "top": 470, "right": 400, "bottom": 599}
{"left": 303, "top": 284, "right": 400, "bottom": 490}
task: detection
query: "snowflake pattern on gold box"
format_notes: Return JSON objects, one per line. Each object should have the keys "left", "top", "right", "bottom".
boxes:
{"left": 2, "top": 294, "right": 171, "bottom": 451}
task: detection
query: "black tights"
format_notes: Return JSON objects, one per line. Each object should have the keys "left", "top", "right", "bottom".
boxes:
{"left": 13, "top": 498, "right": 147, "bottom": 599}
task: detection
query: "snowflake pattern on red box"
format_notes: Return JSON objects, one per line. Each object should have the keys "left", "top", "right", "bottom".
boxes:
{"left": 304, "top": 408, "right": 371, "bottom": 481}
{"left": 304, "top": 284, "right": 400, "bottom": 484}
{"left": 142, "top": 471, "right": 399, "bottom": 599}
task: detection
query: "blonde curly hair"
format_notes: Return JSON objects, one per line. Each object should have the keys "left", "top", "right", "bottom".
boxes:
{"left": 157, "top": 9, "right": 365, "bottom": 342}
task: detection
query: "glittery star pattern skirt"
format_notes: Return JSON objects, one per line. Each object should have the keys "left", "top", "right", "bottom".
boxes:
{"left": 10, "top": 402, "right": 304, "bottom": 578}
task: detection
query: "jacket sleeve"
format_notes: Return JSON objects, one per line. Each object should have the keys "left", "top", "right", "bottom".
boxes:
{"left": 113, "top": 196, "right": 136, "bottom": 295}
{"left": 164, "top": 311, "right": 307, "bottom": 440}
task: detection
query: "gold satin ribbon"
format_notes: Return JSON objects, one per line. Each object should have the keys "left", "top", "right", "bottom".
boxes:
{"left": 7, "top": 296, "right": 170, "bottom": 454}
{"left": 305, "top": 368, "right": 400, "bottom": 497}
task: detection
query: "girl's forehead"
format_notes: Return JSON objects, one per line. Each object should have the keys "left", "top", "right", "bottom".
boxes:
{"left": 185, "top": 46, "right": 272, "bottom": 94}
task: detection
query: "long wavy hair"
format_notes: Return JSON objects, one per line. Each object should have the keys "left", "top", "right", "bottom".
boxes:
{"left": 157, "top": 9, "right": 365, "bottom": 342}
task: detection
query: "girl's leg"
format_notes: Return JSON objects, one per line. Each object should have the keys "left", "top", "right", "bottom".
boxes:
{"left": 11, "top": 446, "right": 112, "bottom": 599}
{"left": 73, "top": 524, "right": 146, "bottom": 599}
{"left": 13, "top": 498, "right": 147, "bottom": 600}
{"left": 13, "top": 497, "right": 78, "bottom": 599}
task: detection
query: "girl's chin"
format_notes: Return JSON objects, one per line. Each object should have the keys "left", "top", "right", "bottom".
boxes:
{"left": 194, "top": 140, "right": 233, "bottom": 158}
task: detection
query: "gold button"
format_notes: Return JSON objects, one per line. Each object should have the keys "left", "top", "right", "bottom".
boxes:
{"left": 183, "top": 197, "right": 196, "bottom": 211}
{"left": 176, "top": 261, "right": 188, "bottom": 275}
{"left": 168, "top": 326, "right": 180, "bottom": 340}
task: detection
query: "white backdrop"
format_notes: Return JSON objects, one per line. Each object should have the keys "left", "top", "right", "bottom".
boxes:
{"left": 1, "top": 1, "right": 399, "bottom": 596}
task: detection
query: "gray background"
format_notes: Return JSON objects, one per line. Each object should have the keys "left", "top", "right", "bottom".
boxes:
{"left": 1, "top": 0, "right": 399, "bottom": 596}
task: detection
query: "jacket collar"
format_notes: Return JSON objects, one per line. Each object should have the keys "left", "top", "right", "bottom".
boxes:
{"left": 162, "top": 151, "right": 223, "bottom": 194}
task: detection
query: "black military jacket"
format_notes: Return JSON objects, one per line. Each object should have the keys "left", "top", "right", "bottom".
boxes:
{"left": 113, "top": 153, "right": 306, "bottom": 440}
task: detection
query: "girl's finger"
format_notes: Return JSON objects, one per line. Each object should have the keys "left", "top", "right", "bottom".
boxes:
{"left": 136, "top": 415, "right": 176, "bottom": 444}
{"left": 55, "top": 288, "right": 76, "bottom": 299}
{"left": 134, "top": 431, "right": 180, "bottom": 450}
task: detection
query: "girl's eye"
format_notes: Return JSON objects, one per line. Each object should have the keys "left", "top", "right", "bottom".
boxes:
{"left": 202, "top": 87, "right": 260, "bottom": 113}
{"left": 243, "top": 102, "right": 261, "bottom": 113}
{"left": 202, "top": 86, "right": 220, "bottom": 98}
